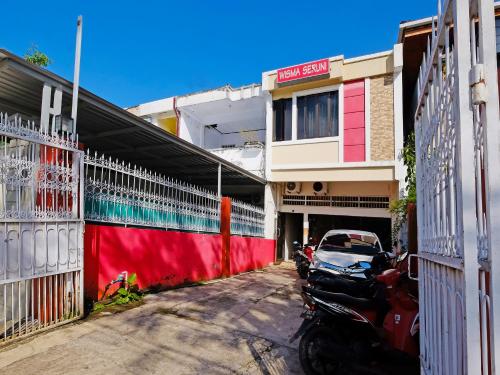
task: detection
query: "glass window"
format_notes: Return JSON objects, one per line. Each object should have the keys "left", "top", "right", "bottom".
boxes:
{"left": 273, "top": 99, "right": 292, "bottom": 142}
{"left": 297, "top": 90, "right": 339, "bottom": 139}
{"left": 318, "top": 233, "right": 381, "bottom": 256}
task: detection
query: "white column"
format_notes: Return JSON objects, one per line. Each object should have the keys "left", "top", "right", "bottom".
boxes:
{"left": 40, "top": 84, "right": 62, "bottom": 134}
{"left": 71, "top": 15, "right": 83, "bottom": 134}
{"left": 453, "top": 1, "right": 481, "bottom": 372}
{"left": 303, "top": 212, "right": 309, "bottom": 245}
{"left": 338, "top": 83, "right": 344, "bottom": 163}
{"left": 477, "top": 0, "right": 500, "bottom": 368}
{"left": 217, "top": 163, "right": 222, "bottom": 197}
{"left": 393, "top": 43, "right": 404, "bottom": 197}
{"left": 264, "top": 91, "right": 273, "bottom": 180}
{"left": 264, "top": 183, "right": 277, "bottom": 239}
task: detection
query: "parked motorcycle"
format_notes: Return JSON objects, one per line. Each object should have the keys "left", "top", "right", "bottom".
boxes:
{"left": 291, "top": 252, "right": 419, "bottom": 375}
{"left": 293, "top": 240, "right": 315, "bottom": 279}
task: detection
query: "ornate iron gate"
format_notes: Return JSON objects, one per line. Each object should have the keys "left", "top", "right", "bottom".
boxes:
{"left": 0, "top": 112, "right": 84, "bottom": 343}
{"left": 415, "top": 0, "right": 500, "bottom": 373}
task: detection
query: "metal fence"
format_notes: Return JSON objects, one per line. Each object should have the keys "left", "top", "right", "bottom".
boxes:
{"left": 84, "top": 151, "right": 221, "bottom": 233}
{"left": 230, "top": 199, "right": 265, "bottom": 237}
{"left": 0, "top": 112, "right": 84, "bottom": 343}
{"left": 415, "top": 0, "right": 500, "bottom": 373}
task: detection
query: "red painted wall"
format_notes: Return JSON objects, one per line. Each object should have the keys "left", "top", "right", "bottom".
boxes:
{"left": 343, "top": 80, "right": 366, "bottom": 162}
{"left": 230, "top": 236, "right": 276, "bottom": 275}
{"left": 84, "top": 224, "right": 276, "bottom": 300}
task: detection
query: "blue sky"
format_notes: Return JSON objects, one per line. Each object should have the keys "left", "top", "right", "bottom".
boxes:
{"left": 1, "top": 1, "right": 436, "bottom": 107}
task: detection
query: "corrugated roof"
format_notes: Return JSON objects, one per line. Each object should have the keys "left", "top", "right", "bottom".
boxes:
{"left": 0, "top": 49, "right": 266, "bottom": 191}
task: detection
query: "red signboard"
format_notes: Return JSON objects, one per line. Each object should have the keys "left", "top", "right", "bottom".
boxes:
{"left": 276, "top": 58, "right": 330, "bottom": 83}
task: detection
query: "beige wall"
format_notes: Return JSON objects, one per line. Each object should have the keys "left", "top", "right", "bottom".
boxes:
{"left": 370, "top": 74, "right": 395, "bottom": 161}
{"left": 272, "top": 141, "right": 339, "bottom": 165}
{"left": 266, "top": 53, "right": 393, "bottom": 99}
{"left": 266, "top": 51, "right": 398, "bottom": 184}
{"left": 278, "top": 181, "right": 397, "bottom": 197}
{"left": 271, "top": 166, "right": 395, "bottom": 182}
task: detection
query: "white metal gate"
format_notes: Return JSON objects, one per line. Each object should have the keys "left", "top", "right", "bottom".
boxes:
{"left": 0, "top": 112, "right": 84, "bottom": 343}
{"left": 415, "top": 0, "right": 500, "bottom": 373}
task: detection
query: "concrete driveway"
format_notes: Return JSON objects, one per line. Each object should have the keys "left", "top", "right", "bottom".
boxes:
{"left": 0, "top": 263, "right": 304, "bottom": 374}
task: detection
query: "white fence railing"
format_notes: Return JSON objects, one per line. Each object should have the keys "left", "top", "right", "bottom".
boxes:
{"left": 1, "top": 270, "right": 82, "bottom": 342}
{"left": 0, "top": 112, "right": 84, "bottom": 343}
{"left": 84, "top": 151, "right": 221, "bottom": 233}
{"left": 415, "top": 0, "right": 500, "bottom": 373}
{"left": 230, "top": 199, "right": 265, "bottom": 237}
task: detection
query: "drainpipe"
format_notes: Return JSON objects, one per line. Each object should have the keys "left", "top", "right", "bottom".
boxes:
{"left": 173, "top": 96, "right": 180, "bottom": 137}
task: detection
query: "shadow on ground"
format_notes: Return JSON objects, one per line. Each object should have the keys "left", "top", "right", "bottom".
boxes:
{"left": 0, "top": 263, "right": 305, "bottom": 374}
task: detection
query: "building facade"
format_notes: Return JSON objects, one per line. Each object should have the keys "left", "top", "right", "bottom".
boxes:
{"left": 262, "top": 46, "right": 404, "bottom": 259}
{"left": 127, "top": 84, "right": 266, "bottom": 179}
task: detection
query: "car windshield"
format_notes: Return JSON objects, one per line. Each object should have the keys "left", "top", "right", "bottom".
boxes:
{"left": 317, "top": 233, "right": 381, "bottom": 255}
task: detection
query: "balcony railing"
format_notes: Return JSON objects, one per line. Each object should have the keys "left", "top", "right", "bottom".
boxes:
{"left": 209, "top": 143, "right": 265, "bottom": 178}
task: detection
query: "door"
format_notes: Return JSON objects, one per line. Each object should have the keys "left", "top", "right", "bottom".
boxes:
{"left": 276, "top": 212, "right": 285, "bottom": 260}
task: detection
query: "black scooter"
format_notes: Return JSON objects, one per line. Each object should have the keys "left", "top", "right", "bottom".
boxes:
{"left": 293, "top": 241, "right": 314, "bottom": 279}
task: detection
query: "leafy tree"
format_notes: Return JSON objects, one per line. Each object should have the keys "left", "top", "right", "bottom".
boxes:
{"left": 24, "top": 45, "right": 51, "bottom": 67}
{"left": 389, "top": 131, "right": 416, "bottom": 241}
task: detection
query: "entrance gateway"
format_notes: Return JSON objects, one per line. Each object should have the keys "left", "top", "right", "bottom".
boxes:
{"left": 415, "top": 0, "right": 500, "bottom": 373}
{"left": 0, "top": 100, "right": 85, "bottom": 342}
{"left": 277, "top": 191, "right": 392, "bottom": 260}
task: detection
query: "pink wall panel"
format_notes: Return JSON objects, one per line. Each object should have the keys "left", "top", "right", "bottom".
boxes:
{"left": 84, "top": 224, "right": 276, "bottom": 301}
{"left": 344, "top": 111, "right": 365, "bottom": 129}
{"left": 344, "top": 128, "right": 365, "bottom": 146}
{"left": 344, "top": 95, "right": 365, "bottom": 113}
{"left": 343, "top": 80, "right": 365, "bottom": 97}
{"left": 230, "top": 237, "right": 276, "bottom": 275}
{"left": 343, "top": 80, "right": 365, "bottom": 162}
{"left": 84, "top": 224, "right": 222, "bottom": 300}
{"left": 344, "top": 145, "right": 365, "bottom": 162}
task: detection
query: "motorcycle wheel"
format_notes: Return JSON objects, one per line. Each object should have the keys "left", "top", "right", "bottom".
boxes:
{"left": 299, "top": 326, "right": 347, "bottom": 375}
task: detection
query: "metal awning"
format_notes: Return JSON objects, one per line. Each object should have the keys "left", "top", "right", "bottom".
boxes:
{"left": 0, "top": 49, "right": 266, "bottom": 191}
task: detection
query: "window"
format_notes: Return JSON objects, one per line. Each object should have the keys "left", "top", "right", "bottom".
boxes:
{"left": 318, "top": 233, "right": 381, "bottom": 256}
{"left": 273, "top": 99, "right": 292, "bottom": 142}
{"left": 297, "top": 90, "right": 339, "bottom": 139}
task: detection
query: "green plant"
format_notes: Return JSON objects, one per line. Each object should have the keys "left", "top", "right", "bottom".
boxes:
{"left": 24, "top": 45, "right": 52, "bottom": 67}
{"left": 389, "top": 132, "right": 417, "bottom": 241}
{"left": 92, "top": 273, "right": 142, "bottom": 312}
{"left": 112, "top": 273, "right": 142, "bottom": 305}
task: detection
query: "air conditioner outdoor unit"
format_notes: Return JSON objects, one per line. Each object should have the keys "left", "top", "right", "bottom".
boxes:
{"left": 312, "top": 181, "right": 328, "bottom": 196}
{"left": 285, "top": 182, "right": 301, "bottom": 194}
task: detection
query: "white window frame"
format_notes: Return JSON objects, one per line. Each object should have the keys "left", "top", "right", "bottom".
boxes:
{"left": 271, "top": 83, "right": 344, "bottom": 153}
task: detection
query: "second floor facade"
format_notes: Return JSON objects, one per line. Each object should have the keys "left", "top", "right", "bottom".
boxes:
{"left": 127, "top": 84, "right": 266, "bottom": 178}
{"left": 262, "top": 45, "right": 404, "bottom": 185}
{"left": 128, "top": 45, "right": 404, "bottom": 185}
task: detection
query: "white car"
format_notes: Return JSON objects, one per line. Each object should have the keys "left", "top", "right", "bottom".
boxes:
{"left": 311, "top": 229, "right": 384, "bottom": 277}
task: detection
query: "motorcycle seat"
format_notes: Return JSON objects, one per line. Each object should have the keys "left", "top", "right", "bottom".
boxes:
{"left": 303, "top": 286, "right": 376, "bottom": 309}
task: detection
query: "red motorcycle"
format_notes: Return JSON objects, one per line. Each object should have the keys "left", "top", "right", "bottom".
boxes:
{"left": 293, "top": 240, "right": 315, "bottom": 279}
{"left": 291, "top": 253, "right": 419, "bottom": 375}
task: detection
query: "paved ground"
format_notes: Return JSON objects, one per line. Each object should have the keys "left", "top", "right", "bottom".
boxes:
{"left": 0, "top": 263, "right": 304, "bottom": 375}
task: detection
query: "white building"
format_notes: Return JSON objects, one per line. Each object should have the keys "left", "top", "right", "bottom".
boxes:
{"left": 127, "top": 84, "right": 266, "bottom": 179}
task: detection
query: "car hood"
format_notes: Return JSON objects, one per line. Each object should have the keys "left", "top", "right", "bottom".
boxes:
{"left": 315, "top": 250, "right": 375, "bottom": 267}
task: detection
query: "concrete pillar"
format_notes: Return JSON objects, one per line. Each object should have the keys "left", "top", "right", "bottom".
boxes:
{"left": 220, "top": 197, "right": 231, "bottom": 277}
{"left": 284, "top": 215, "right": 292, "bottom": 261}
{"left": 264, "top": 183, "right": 277, "bottom": 240}
{"left": 303, "top": 213, "right": 309, "bottom": 245}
